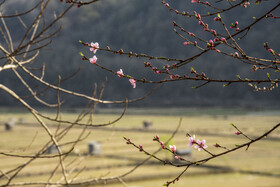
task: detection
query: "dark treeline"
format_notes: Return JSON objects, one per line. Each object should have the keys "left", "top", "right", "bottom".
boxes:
{"left": 0, "top": 0, "right": 279, "bottom": 108}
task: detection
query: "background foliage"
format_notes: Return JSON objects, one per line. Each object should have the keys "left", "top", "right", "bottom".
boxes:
{"left": 1, "top": 0, "right": 279, "bottom": 108}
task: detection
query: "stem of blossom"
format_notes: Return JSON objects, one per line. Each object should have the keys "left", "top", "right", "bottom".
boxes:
{"left": 219, "top": 19, "right": 246, "bottom": 56}
{"left": 195, "top": 142, "right": 215, "bottom": 156}
{"left": 230, "top": 123, "right": 253, "bottom": 141}
{"left": 123, "top": 137, "right": 172, "bottom": 165}
{"left": 213, "top": 143, "right": 230, "bottom": 151}
{"left": 165, "top": 165, "right": 189, "bottom": 187}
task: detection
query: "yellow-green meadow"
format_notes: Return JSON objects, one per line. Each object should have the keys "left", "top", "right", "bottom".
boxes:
{"left": 0, "top": 108, "right": 279, "bottom": 186}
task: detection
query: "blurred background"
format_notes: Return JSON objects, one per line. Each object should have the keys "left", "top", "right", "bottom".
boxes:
{"left": 0, "top": 0, "right": 280, "bottom": 109}
{"left": 0, "top": 1, "right": 280, "bottom": 186}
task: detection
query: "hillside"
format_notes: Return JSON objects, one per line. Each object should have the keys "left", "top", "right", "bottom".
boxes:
{"left": 0, "top": 0, "right": 279, "bottom": 108}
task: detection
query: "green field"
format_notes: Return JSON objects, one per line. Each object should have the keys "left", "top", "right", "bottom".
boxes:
{"left": 0, "top": 108, "right": 280, "bottom": 186}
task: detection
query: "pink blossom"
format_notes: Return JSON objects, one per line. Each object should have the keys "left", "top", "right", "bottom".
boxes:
{"left": 214, "top": 38, "right": 220, "bottom": 42}
{"left": 155, "top": 70, "right": 161, "bottom": 74}
{"left": 155, "top": 135, "right": 160, "bottom": 140}
{"left": 184, "top": 41, "right": 190, "bottom": 45}
{"left": 191, "top": 0, "right": 198, "bottom": 3}
{"left": 213, "top": 143, "right": 219, "bottom": 147}
{"left": 187, "top": 32, "right": 194, "bottom": 36}
{"left": 209, "top": 39, "right": 214, "bottom": 46}
{"left": 144, "top": 62, "right": 151, "bottom": 67}
{"left": 160, "top": 141, "right": 165, "bottom": 149}
{"left": 203, "top": 27, "right": 209, "bottom": 31}
{"left": 243, "top": 2, "right": 250, "bottom": 8}
{"left": 221, "top": 37, "right": 227, "bottom": 43}
{"left": 139, "top": 144, "right": 143, "bottom": 151}
{"left": 213, "top": 17, "right": 219, "bottom": 21}
{"left": 194, "top": 139, "right": 208, "bottom": 151}
{"left": 211, "top": 29, "right": 217, "bottom": 35}
{"left": 188, "top": 135, "right": 196, "bottom": 147}
{"left": 89, "top": 55, "right": 97, "bottom": 64}
{"left": 126, "top": 138, "right": 131, "bottom": 144}
{"left": 90, "top": 42, "right": 99, "bottom": 54}
{"left": 129, "top": 79, "right": 136, "bottom": 88}
{"left": 234, "top": 52, "right": 239, "bottom": 57}
{"left": 235, "top": 131, "right": 241, "bottom": 135}
{"left": 174, "top": 156, "right": 179, "bottom": 159}
{"left": 169, "top": 145, "right": 176, "bottom": 152}
{"left": 252, "top": 65, "right": 258, "bottom": 72}
{"left": 268, "top": 49, "right": 274, "bottom": 53}
{"left": 117, "top": 69, "right": 124, "bottom": 77}
{"left": 195, "top": 13, "right": 201, "bottom": 21}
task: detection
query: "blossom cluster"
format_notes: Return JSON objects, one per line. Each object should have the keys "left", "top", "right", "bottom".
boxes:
{"left": 116, "top": 68, "right": 136, "bottom": 88}
{"left": 188, "top": 135, "right": 208, "bottom": 151}
{"left": 155, "top": 134, "right": 208, "bottom": 157}
{"left": 176, "top": 11, "right": 241, "bottom": 56}
{"left": 86, "top": 42, "right": 136, "bottom": 88}
{"left": 89, "top": 42, "right": 99, "bottom": 64}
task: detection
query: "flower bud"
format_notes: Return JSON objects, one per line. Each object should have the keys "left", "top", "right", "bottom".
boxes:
{"left": 213, "top": 17, "right": 220, "bottom": 21}
{"left": 235, "top": 131, "right": 241, "bottom": 135}
{"left": 221, "top": 37, "right": 227, "bottom": 43}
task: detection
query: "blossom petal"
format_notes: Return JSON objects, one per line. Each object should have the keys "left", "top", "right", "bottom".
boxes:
{"left": 89, "top": 55, "right": 97, "bottom": 64}
{"left": 129, "top": 79, "right": 136, "bottom": 88}
{"left": 117, "top": 69, "right": 124, "bottom": 77}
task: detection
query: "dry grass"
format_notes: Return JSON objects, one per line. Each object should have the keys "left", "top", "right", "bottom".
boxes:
{"left": 0, "top": 108, "right": 279, "bottom": 186}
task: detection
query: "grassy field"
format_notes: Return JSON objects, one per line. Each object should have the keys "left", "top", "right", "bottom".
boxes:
{"left": 0, "top": 108, "right": 280, "bottom": 187}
